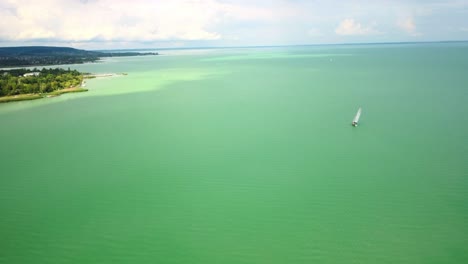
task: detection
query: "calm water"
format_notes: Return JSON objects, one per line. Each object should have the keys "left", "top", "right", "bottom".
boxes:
{"left": 1, "top": 43, "right": 468, "bottom": 263}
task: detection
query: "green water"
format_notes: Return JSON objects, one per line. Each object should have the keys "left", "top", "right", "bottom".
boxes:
{"left": 1, "top": 43, "right": 468, "bottom": 263}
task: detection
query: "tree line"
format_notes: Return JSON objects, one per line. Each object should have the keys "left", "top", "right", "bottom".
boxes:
{"left": 0, "top": 46, "right": 158, "bottom": 67}
{"left": 0, "top": 68, "right": 83, "bottom": 97}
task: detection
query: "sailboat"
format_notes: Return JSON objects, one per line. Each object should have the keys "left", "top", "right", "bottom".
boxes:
{"left": 352, "top": 107, "right": 362, "bottom": 127}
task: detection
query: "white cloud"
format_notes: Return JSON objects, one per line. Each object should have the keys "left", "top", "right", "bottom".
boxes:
{"left": 335, "top": 19, "right": 378, "bottom": 36}
{"left": 0, "top": 0, "right": 279, "bottom": 44}
{"left": 0, "top": 0, "right": 465, "bottom": 48}
{"left": 397, "top": 17, "right": 421, "bottom": 36}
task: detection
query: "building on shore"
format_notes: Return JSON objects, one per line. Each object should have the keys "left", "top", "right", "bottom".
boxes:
{"left": 23, "top": 72, "right": 40, "bottom": 77}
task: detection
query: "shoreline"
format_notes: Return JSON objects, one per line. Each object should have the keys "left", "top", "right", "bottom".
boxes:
{"left": 0, "top": 71, "right": 127, "bottom": 104}
{"left": 84, "top": 73, "right": 127, "bottom": 78}
{"left": 0, "top": 87, "right": 88, "bottom": 103}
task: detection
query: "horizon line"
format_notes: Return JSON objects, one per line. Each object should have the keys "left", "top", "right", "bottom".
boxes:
{"left": 1, "top": 40, "right": 467, "bottom": 51}
{"left": 128, "top": 40, "right": 468, "bottom": 51}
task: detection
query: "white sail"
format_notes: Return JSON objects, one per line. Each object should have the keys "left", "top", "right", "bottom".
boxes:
{"left": 352, "top": 107, "right": 362, "bottom": 124}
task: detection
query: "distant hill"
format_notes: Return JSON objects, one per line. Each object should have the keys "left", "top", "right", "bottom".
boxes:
{"left": 0, "top": 46, "right": 158, "bottom": 67}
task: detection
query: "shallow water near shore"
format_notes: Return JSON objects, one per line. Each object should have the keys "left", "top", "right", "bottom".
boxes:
{"left": 1, "top": 43, "right": 468, "bottom": 263}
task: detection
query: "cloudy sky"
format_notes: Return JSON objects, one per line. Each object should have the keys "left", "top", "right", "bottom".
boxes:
{"left": 1, "top": 0, "right": 468, "bottom": 49}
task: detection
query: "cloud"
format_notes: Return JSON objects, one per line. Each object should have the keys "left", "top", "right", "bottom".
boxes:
{"left": 0, "top": 0, "right": 466, "bottom": 48}
{"left": 335, "top": 19, "right": 378, "bottom": 36}
{"left": 0, "top": 0, "right": 279, "bottom": 44}
{"left": 397, "top": 17, "right": 421, "bottom": 36}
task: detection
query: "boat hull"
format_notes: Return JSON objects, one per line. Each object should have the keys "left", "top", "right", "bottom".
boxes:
{"left": 352, "top": 107, "right": 361, "bottom": 127}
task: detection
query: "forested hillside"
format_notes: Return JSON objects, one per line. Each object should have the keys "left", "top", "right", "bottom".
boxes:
{"left": 0, "top": 46, "right": 158, "bottom": 67}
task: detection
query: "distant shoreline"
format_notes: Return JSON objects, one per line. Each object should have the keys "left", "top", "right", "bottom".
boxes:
{"left": 0, "top": 46, "right": 158, "bottom": 68}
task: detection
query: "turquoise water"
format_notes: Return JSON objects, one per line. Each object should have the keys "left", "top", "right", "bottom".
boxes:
{"left": 1, "top": 43, "right": 468, "bottom": 263}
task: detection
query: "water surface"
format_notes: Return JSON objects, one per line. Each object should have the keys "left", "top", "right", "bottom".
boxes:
{"left": 1, "top": 43, "right": 468, "bottom": 263}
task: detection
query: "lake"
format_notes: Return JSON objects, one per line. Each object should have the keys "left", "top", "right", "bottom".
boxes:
{"left": 1, "top": 43, "right": 468, "bottom": 263}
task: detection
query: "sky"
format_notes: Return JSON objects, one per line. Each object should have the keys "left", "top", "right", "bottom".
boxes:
{"left": 1, "top": 0, "right": 468, "bottom": 49}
